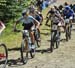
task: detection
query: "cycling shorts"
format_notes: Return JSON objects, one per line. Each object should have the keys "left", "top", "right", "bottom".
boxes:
{"left": 23, "top": 22, "right": 33, "bottom": 30}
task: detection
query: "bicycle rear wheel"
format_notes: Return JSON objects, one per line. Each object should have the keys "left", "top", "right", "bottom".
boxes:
{"left": 35, "top": 29, "right": 41, "bottom": 48}
{"left": 69, "top": 26, "right": 71, "bottom": 39}
{"left": 50, "top": 41, "right": 54, "bottom": 52}
{"left": 66, "top": 27, "right": 69, "bottom": 41}
{"left": 20, "top": 40, "right": 28, "bottom": 64}
{"left": 0, "top": 44, "right": 8, "bottom": 68}
{"left": 56, "top": 40, "right": 60, "bottom": 49}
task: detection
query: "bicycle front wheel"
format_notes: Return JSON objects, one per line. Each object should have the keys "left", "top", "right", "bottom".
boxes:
{"left": 0, "top": 44, "right": 8, "bottom": 68}
{"left": 20, "top": 40, "right": 28, "bottom": 64}
{"left": 30, "top": 48, "right": 35, "bottom": 58}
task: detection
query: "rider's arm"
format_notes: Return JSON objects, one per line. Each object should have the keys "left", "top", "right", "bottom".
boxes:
{"left": 14, "top": 17, "right": 22, "bottom": 30}
{"left": 32, "top": 17, "right": 40, "bottom": 29}
{"left": 55, "top": 13, "right": 64, "bottom": 24}
{"left": 0, "top": 21, "right": 5, "bottom": 34}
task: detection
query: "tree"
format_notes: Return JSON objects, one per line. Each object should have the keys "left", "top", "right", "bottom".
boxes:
{"left": 0, "top": 0, "right": 33, "bottom": 23}
{"left": 0, "top": 0, "right": 21, "bottom": 23}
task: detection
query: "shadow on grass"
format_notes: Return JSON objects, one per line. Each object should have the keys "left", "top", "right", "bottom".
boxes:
{"left": 41, "top": 28, "right": 50, "bottom": 31}
{"left": 47, "top": 38, "right": 66, "bottom": 42}
{"left": 8, "top": 47, "right": 20, "bottom": 51}
{"left": 7, "top": 58, "right": 23, "bottom": 67}
{"left": 45, "top": 24, "right": 51, "bottom": 27}
{"left": 40, "top": 32, "right": 50, "bottom": 36}
{"left": 35, "top": 48, "right": 52, "bottom": 54}
{"left": 0, "top": 58, "right": 25, "bottom": 67}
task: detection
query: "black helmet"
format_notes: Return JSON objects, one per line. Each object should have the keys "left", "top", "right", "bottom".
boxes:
{"left": 50, "top": 8, "right": 55, "bottom": 14}
{"left": 22, "top": 9, "right": 28, "bottom": 16}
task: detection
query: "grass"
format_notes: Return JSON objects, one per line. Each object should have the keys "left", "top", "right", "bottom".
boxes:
{"left": 0, "top": 6, "right": 51, "bottom": 49}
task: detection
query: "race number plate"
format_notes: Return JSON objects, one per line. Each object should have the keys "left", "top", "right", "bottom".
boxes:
{"left": 52, "top": 25, "right": 58, "bottom": 30}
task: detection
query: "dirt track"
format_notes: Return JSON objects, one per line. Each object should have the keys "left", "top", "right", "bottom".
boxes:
{"left": 2, "top": 0, "right": 75, "bottom": 68}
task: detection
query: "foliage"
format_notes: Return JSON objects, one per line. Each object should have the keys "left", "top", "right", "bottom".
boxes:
{"left": 0, "top": 0, "right": 32, "bottom": 23}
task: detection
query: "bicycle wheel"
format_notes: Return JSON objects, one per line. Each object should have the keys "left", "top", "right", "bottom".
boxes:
{"left": 56, "top": 32, "right": 60, "bottom": 48}
{"left": 20, "top": 40, "right": 28, "bottom": 64}
{"left": 50, "top": 31, "right": 55, "bottom": 52}
{"left": 29, "top": 41, "right": 36, "bottom": 58}
{"left": 35, "top": 29, "right": 41, "bottom": 48}
{"left": 69, "top": 26, "right": 71, "bottom": 39}
{"left": 56, "top": 40, "right": 60, "bottom": 49}
{"left": 0, "top": 44, "right": 8, "bottom": 68}
{"left": 66, "top": 28, "right": 69, "bottom": 41}
{"left": 30, "top": 47, "right": 35, "bottom": 58}
{"left": 50, "top": 41, "right": 54, "bottom": 52}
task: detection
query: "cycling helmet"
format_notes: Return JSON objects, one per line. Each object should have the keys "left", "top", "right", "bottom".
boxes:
{"left": 50, "top": 8, "right": 55, "bottom": 14}
{"left": 64, "top": 2, "right": 68, "bottom": 6}
{"left": 22, "top": 9, "right": 28, "bottom": 16}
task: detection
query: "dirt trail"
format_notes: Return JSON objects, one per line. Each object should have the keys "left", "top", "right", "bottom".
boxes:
{"left": 2, "top": 0, "right": 75, "bottom": 68}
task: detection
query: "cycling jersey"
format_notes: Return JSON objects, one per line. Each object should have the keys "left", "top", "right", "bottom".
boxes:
{"left": 35, "top": 15, "right": 41, "bottom": 22}
{"left": 18, "top": 15, "right": 34, "bottom": 24}
{"left": 51, "top": 14, "right": 60, "bottom": 31}
{"left": 63, "top": 6, "right": 74, "bottom": 19}
{"left": 64, "top": 5, "right": 71, "bottom": 10}
{"left": 18, "top": 16, "right": 34, "bottom": 30}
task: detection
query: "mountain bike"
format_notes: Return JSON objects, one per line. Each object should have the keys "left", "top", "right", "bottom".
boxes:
{"left": 65, "top": 19, "right": 71, "bottom": 41}
{"left": 34, "top": 28, "right": 41, "bottom": 48}
{"left": 15, "top": 29, "right": 36, "bottom": 64}
{"left": 50, "top": 23, "right": 60, "bottom": 52}
{"left": 0, "top": 44, "right": 8, "bottom": 68}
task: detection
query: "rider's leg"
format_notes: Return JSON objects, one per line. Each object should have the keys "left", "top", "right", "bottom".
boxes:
{"left": 45, "top": 17, "right": 49, "bottom": 25}
{"left": 30, "top": 31, "right": 35, "bottom": 45}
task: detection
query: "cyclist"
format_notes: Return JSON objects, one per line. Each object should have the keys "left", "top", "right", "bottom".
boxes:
{"left": 49, "top": 8, "right": 64, "bottom": 51}
{"left": 73, "top": 4, "right": 75, "bottom": 13}
{"left": 73, "top": 4, "right": 75, "bottom": 22}
{"left": 29, "top": 8, "right": 41, "bottom": 41}
{"left": 45, "top": 7, "right": 63, "bottom": 25}
{"left": 0, "top": 21, "right": 5, "bottom": 35}
{"left": 35, "top": 10, "right": 43, "bottom": 25}
{"left": 54, "top": 5, "right": 60, "bottom": 15}
{"left": 50, "top": 8, "right": 64, "bottom": 30}
{"left": 45, "top": 8, "right": 54, "bottom": 25}
{"left": 14, "top": 9, "right": 40, "bottom": 48}
{"left": 36, "top": 0, "right": 43, "bottom": 12}
{"left": 58, "top": 5, "right": 64, "bottom": 15}
{"left": 63, "top": 6, "right": 74, "bottom": 28}
{"left": 64, "top": 2, "right": 70, "bottom": 8}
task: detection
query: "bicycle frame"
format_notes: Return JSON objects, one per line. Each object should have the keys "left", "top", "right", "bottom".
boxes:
{"left": 20, "top": 29, "right": 36, "bottom": 64}
{"left": 22, "top": 30, "right": 32, "bottom": 50}
{"left": 50, "top": 22, "right": 60, "bottom": 52}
